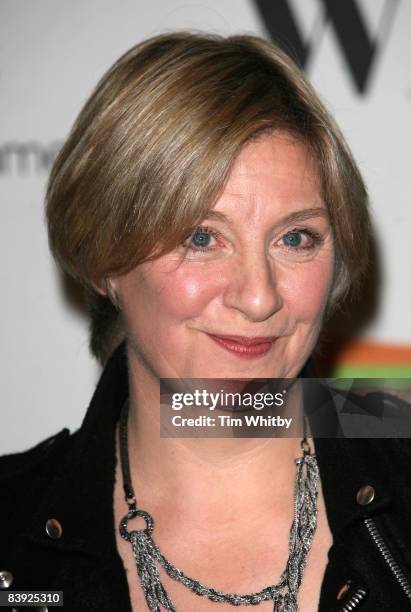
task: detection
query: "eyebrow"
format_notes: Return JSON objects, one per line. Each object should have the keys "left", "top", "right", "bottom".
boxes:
{"left": 203, "top": 207, "right": 329, "bottom": 226}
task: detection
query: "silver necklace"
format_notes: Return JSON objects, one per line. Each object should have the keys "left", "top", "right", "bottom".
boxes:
{"left": 118, "top": 398, "right": 319, "bottom": 611}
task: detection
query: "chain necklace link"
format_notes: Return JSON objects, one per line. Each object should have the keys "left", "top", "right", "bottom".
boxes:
{"left": 118, "top": 398, "right": 319, "bottom": 611}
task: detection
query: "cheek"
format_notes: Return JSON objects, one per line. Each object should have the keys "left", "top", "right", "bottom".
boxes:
{"left": 122, "top": 261, "right": 221, "bottom": 327}
{"left": 279, "top": 256, "right": 334, "bottom": 322}
{"left": 155, "top": 271, "right": 218, "bottom": 320}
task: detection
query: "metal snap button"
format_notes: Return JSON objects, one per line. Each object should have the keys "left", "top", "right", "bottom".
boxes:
{"left": 0, "top": 570, "right": 14, "bottom": 589}
{"left": 45, "top": 518, "right": 63, "bottom": 539}
{"left": 356, "top": 484, "right": 375, "bottom": 506}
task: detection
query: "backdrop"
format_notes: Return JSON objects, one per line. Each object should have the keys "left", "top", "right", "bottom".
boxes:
{"left": 1, "top": 0, "right": 410, "bottom": 453}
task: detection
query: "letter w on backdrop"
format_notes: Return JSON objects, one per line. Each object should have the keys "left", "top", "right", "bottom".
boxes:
{"left": 252, "top": 0, "right": 399, "bottom": 93}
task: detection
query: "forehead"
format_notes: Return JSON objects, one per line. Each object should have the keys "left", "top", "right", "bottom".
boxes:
{"left": 210, "top": 132, "right": 323, "bottom": 222}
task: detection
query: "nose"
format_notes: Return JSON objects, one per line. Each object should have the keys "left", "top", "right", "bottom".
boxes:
{"left": 222, "top": 248, "right": 283, "bottom": 322}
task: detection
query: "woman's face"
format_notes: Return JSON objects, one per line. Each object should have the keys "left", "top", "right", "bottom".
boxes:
{"left": 112, "top": 132, "right": 335, "bottom": 379}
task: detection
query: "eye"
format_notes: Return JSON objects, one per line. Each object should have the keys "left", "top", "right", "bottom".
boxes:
{"left": 180, "top": 226, "right": 324, "bottom": 257}
{"left": 182, "top": 226, "right": 220, "bottom": 253}
{"left": 282, "top": 232, "right": 303, "bottom": 247}
{"left": 280, "top": 229, "right": 323, "bottom": 251}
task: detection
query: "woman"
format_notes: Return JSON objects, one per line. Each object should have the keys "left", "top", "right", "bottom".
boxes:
{"left": 1, "top": 31, "right": 411, "bottom": 612}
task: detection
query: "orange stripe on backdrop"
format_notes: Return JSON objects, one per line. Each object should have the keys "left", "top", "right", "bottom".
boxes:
{"left": 336, "top": 341, "right": 411, "bottom": 365}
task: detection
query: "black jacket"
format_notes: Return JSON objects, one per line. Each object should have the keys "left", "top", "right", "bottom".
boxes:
{"left": 1, "top": 341, "right": 411, "bottom": 611}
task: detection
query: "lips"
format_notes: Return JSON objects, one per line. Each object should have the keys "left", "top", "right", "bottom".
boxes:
{"left": 206, "top": 333, "right": 277, "bottom": 358}
{"left": 207, "top": 334, "right": 278, "bottom": 346}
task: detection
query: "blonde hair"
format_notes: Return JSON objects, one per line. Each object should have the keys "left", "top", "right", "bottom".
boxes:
{"left": 46, "top": 31, "right": 370, "bottom": 365}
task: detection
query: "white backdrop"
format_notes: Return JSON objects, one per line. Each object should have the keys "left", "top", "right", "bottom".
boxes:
{"left": 1, "top": 0, "right": 410, "bottom": 453}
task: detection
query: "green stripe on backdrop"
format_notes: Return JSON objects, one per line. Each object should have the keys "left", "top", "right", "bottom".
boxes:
{"left": 331, "top": 365, "right": 411, "bottom": 382}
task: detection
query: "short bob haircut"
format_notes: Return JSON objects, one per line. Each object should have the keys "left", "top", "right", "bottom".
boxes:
{"left": 46, "top": 31, "right": 370, "bottom": 366}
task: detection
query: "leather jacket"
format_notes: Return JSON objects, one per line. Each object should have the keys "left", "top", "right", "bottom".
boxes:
{"left": 1, "top": 341, "right": 411, "bottom": 611}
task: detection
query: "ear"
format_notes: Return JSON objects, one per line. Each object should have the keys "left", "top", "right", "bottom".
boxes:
{"left": 91, "top": 278, "right": 120, "bottom": 309}
{"left": 91, "top": 281, "right": 108, "bottom": 297}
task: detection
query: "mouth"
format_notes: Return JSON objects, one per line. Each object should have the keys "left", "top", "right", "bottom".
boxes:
{"left": 205, "top": 333, "right": 278, "bottom": 359}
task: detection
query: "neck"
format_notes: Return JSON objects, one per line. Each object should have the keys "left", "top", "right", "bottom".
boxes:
{"left": 120, "top": 347, "right": 310, "bottom": 529}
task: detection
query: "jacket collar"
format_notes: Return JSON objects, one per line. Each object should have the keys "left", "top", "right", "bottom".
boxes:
{"left": 22, "top": 340, "right": 129, "bottom": 558}
{"left": 301, "top": 360, "right": 392, "bottom": 534}
{"left": 22, "top": 341, "right": 391, "bottom": 557}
